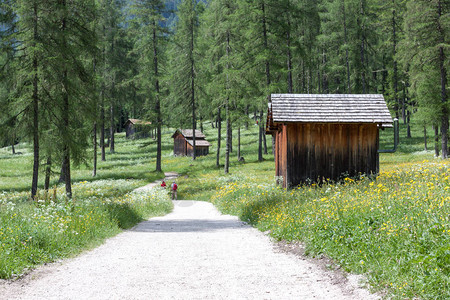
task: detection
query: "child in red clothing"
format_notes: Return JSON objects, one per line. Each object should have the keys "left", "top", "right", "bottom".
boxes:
{"left": 171, "top": 181, "right": 178, "bottom": 200}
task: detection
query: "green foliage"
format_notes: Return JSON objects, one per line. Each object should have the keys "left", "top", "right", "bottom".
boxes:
{"left": 211, "top": 161, "right": 450, "bottom": 299}
{"left": 0, "top": 132, "right": 167, "bottom": 191}
{"left": 166, "top": 0, "right": 201, "bottom": 129}
{"left": 0, "top": 179, "right": 172, "bottom": 279}
{"left": 399, "top": 0, "right": 449, "bottom": 125}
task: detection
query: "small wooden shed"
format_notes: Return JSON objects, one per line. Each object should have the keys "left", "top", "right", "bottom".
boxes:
{"left": 266, "top": 94, "right": 393, "bottom": 188}
{"left": 172, "top": 129, "right": 211, "bottom": 157}
{"left": 125, "top": 119, "right": 152, "bottom": 139}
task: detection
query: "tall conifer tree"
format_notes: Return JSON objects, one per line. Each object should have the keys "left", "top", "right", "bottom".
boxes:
{"left": 129, "top": 0, "right": 166, "bottom": 172}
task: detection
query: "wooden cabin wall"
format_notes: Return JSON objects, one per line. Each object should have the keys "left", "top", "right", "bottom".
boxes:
{"left": 286, "top": 123, "right": 378, "bottom": 187}
{"left": 126, "top": 125, "right": 135, "bottom": 139}
{"left": 186, "top": 143, "right": 193, "bottom": 156}
{"left": 173, "top": 134, "right": 187, "bottom": 156}
{"left": 274, "top": 125, "right": 288, "bottom": 188}
{"left": 196, "top": 147, "right": 209, "bottom": 157}
{"left": 188, "top": 145, "right": 209, "bottom": 157}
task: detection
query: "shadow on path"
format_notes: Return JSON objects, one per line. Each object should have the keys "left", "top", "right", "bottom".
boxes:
{"left": 132, "top": 218, "right": 246, "bottom": 233}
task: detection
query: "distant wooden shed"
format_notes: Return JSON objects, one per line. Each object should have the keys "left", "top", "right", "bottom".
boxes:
{"left": 172, "top": 129, "right": 211, "bottom": 157}
{"left": 125, "top": 119, "right": 152, "bottom": 139}
{"left": 266, "top": 94, "right": 393, "bottom": 188}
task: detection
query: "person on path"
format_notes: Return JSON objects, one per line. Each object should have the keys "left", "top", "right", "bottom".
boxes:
{"left": 161, "top": 180, "right": 166, "bottom": 188}
{"left": 171, "top": 181, "right": 178, "bottom": 200}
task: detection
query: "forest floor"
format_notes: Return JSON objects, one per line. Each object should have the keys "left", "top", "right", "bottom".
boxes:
{"left": 0, "top": 180, "right": 380, "bottom": 299}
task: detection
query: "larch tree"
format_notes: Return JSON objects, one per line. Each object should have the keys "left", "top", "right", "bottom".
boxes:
{"left": 129, "top": 0, "right": 166, "bottom": 172}
{"left": 400, "top": 0, "right": 449, "bottom": 158}
{"left": 168, "top": 0, "right": 202, "bottom": 159}
{"left": 0, "top": 0, "right": 17, "bottom": 155}
{"left": 44, "top": 0, "right": 97, "bottom": 197}
{"left": 13, "top": 0, "right": 45, "bottom": 199}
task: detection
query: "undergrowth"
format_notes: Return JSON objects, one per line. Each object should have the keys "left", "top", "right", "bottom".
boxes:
{"left": 212, "top": 160, "right": 450, "bottom": 299}
{"left": 0, "top": 180, "right": 172, "bottom": 279}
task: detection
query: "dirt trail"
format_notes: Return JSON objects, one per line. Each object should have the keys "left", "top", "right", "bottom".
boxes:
{"left": 0, "top": 176, "right": 379, "bottom": 300}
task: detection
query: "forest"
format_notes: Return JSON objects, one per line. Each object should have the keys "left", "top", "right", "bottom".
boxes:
{"left": 0, "top": 0, "right": 449, "bottom": 199}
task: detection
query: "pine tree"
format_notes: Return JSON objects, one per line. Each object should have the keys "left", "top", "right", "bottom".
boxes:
{"left": 12, "top": 0, "right": 45, "bottom": 199}
{"left": 41, "top": 0, "right": 97, "bottom": 197}
{"left": 129, "top": 0, "right": 166, "bottom": 172}
{"left": 400, "top": 0, "right": 449, "bottom": 158}
{"left": 0, "top": 0, "right": 17, "bottom": 154}
{"left": 168, "top": 0, "right": 202, "bottom": 159}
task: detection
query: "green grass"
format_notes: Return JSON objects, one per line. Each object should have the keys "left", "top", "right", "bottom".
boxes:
{"left": 0, "top": 134, "right": 175, "bottom": 279}
{"left": 0, "top": 180, "right": 172, "bottom": 278}
{"left": 210, "top": 161, "right": 450, "bottom": 299}
{"left": 1, "top": 119, "right": 448, "bottom": 299}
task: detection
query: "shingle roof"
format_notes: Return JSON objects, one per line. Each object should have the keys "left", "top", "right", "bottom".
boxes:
{"left": 177, "top": 129, "right": 206, "bottom": 139}
{"left": 126, "top": 119, "right": 152, "bottom": 125}
{"left": 270, "top": 94, "right": 393, "bottom": 125}
{"left": 186, "top": 139, "right": 211, "bottom": 147}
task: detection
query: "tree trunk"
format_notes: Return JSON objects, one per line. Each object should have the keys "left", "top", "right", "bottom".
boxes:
{"left": 63, "top": 72, "right": 72, "bottom": 199}
{"left": 392, "top": 1, "right": 399, "bottom": 118}
{"left": 44, "top": 155, "right": 51, "bottom": 191}
{"left": 245, "top": 105, "right": 249, "bottom": 130}
{"left": 342, "top": 0, "right": 351, "bottom": 93}
{"left": 63, "top": 147, "right": 72, "bottom": 198}
{"left": 60, "top": 0, "right": 71, "bottom": 198}
{"left": 258, "top": 110, "right": 263, "bottom": 161}
{"left": 358, "top": 0, "right": 366, "bottom": 93}
{"left": 190, "top": 7, "right": 196, "bottom": 161}
{"left": 153, "top": 21, "right": 162, "bottom": 172}
{"left": 224, "top": 103, "right": 230, "bottom": 174}
{"left": 438, "top": 0, "right": 448, "bottom": 159}
{"left": 229, "top": 123, "right": 232, "bottom": 153}
{"left": 109, "top": 98, "right": 115, "bottom": 154}
{"left": 31, "top": 2, "right": 39, "bottom": 200}
{"left": 402, "top": 83, "right": 407, "bottom": 124}
{"left": 100, "top": 38, "right": 106, "bottom": 161}
{"left": 434, "top": 125, "right": 440, "bottom": 157}
{"left": 93, "top": 122, "right": 97, "bottom": 177}
{"left": 237, "top": 126, "right": 241, "bottom": 159}
{"left": 406, "top": 110, "right": 411, "bottom": 138}
{"left": 59, "top": 161, "right": 66, "bottom": 184}
{"left": 11, "top": 132, "right": 15, "bottom": 154}
{"left": 100, "top": 99, "right": 106, "bottom": 161}
{"left": 438, "top": 0, "right": 448, "bottom": 158}
{"left": 424, "top": 125, "right": 427, "bottom": 151}
{"left": 287, "top": 19, "right": 293, "bottom": 93}
{"left": 263, "top": 119, "right": 268, "bottom": 155}
{"left": 216, "top": 107, "right": 221, "bottom": 168}
{"left": 224, "top": 30, "right": 230, "bottom": 174}
{"left": 261, "top": 1, "right": 271, "bottom": 161}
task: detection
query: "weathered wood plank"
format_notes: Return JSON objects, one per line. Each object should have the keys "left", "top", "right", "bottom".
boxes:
{"left": 270, "top": 94, "right": 393, "bottom": 126}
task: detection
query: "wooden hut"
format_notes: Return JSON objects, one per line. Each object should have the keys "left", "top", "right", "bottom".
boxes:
{"left": 266, "top": 94, "right": 393, "bottom": 188}
{"left": 124, "top": 119, "right": 152, "bottom": 139}
{"left": 172, "top": 129, "right": 211, "bottom": 157}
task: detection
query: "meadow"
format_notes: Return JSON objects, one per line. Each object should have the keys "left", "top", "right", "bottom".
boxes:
{"left": 1, "top": 120, "right": 448, "bottom": 299}
{"left": 0, "top": 133, "right": 175, "bottom": 279}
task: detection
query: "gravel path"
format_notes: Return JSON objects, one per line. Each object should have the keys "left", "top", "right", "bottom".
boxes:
{"left": 0, "top": 182, "right": 379, "bottom": 299}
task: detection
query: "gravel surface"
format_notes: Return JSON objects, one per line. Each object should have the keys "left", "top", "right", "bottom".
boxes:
{"left": 0, "top": 187, "right": 379, "bottom": 299}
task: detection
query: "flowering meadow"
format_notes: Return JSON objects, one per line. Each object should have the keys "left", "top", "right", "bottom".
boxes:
{"left": 0, "top": 179, "right": 172, "bottom": 279}
{"left": 212, "top": 160, "right": 450, "bottom": 299}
